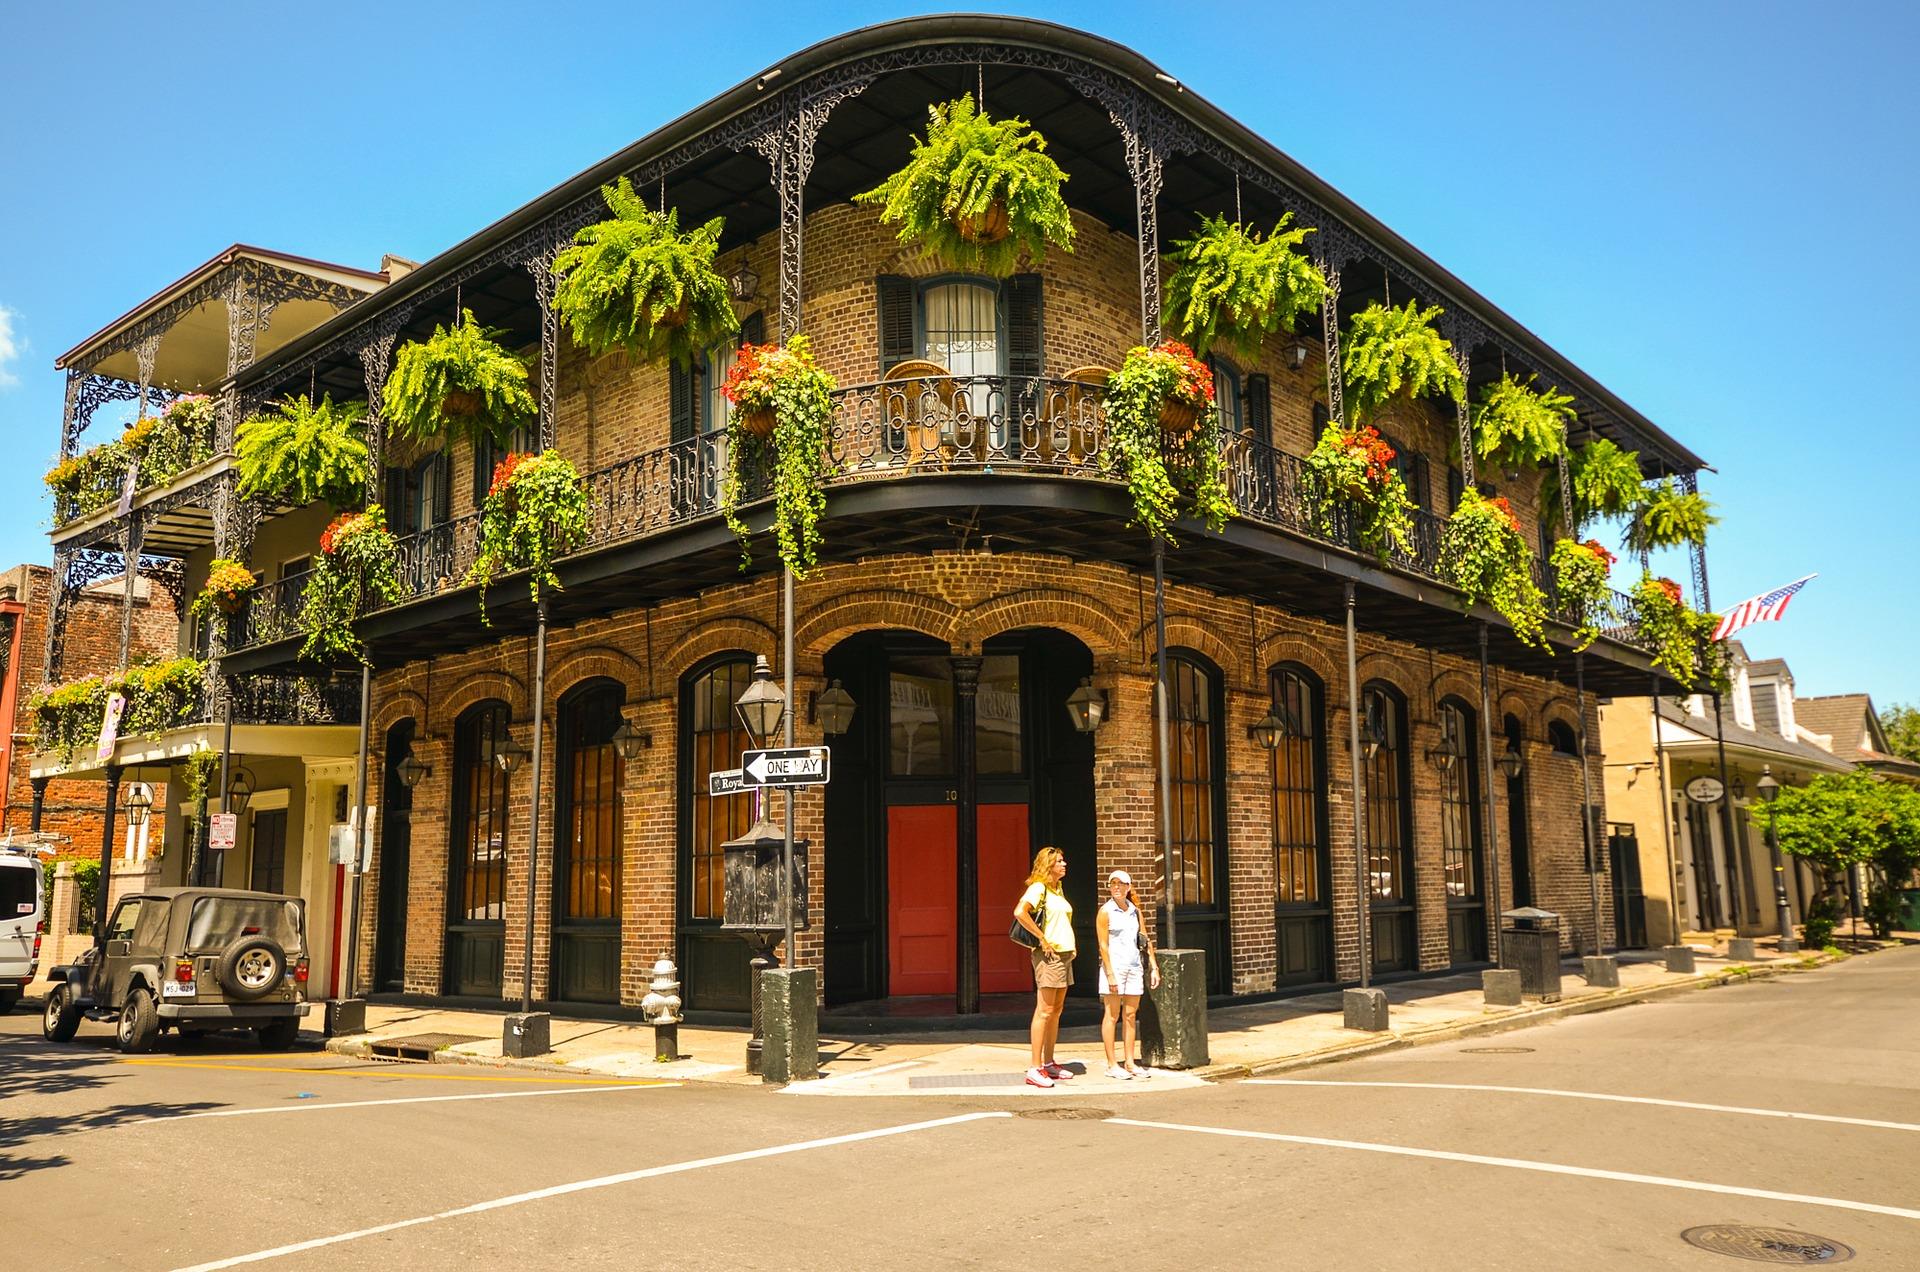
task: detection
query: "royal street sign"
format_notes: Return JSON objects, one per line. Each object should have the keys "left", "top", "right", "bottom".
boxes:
{"left": 740, "top": 746, "right": 831, "bottom": 787}
{"left": 708, "top": 768, "right": 749, "bottom": 797}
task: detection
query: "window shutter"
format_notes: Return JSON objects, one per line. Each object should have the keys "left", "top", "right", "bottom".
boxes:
{"left": 1006, "top": 274, "right": 1043, "bottom": 379}
{"left": 382, "top": 465, "right": 408, "bottom": 529}
{"left": 1311, "top": 400, "right": 1330, "bottom": 441}
{"left": 670, "top": 363, "right": 695, "bottom": 444}
{"left": 1410, "top": 454, "right": 1430, "bottom": 509}
{"left": 1447, "top": 466, "right": 1465, "bottom": 511}
{"left": 1244, "top": 373, "right": 1271, "bottom": 439}
{"left": 472, "top": 434, "right": 496, "bottom": 507}
{"left": 432, "top": 450, "right": 452, "bottom": 526}
{"left": 877, "top": 275, "right": 915, "bottom": 373}
{"left": 740, "top": 310, "right": 766, "bottom": 348}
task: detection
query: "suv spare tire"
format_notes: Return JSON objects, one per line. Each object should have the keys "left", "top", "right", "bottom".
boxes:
{"left": 217, "top": 935, "right": 287, "bottom": 1001}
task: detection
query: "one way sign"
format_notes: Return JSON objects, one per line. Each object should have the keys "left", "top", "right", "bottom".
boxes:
{"left": 740, "top": 746, "right": 831, "bottom": 787}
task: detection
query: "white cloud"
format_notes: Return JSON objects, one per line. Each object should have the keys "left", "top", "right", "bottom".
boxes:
{"left": 0, "top": 305, "right": 20, "bottom": 388}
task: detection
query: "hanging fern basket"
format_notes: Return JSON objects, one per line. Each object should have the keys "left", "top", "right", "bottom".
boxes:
{"left": 736, "top": 405, "right": 776, "bottom": 439}
{"left": 955, "top": 200, "right": 1011, "bottom": 244}
{"left": 437, "top": 388, "right": 484, "bottom": 420}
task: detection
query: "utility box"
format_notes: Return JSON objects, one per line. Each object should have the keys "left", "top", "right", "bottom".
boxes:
{"left": 1501, "top": 906, "right": 1562, "bottom": 1002}
{"left": 721, "top": 822, "right": 810, "bottom": 932}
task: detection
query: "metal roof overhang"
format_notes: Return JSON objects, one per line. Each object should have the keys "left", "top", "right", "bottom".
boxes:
{"left": 235, "top": 16, "right": 1705, "bottom": 476}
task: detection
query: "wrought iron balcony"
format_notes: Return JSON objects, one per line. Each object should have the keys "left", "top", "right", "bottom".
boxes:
{"left": 225, "top": 374, "right": 1654, "bottom": 658}
{"left": 225, "top": 671, "right": 361, "bottom": 726}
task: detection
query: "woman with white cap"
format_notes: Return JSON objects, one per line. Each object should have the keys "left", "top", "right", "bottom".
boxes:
{"left": 1096, "top": 868, "right": 1158, "bottom": 1079}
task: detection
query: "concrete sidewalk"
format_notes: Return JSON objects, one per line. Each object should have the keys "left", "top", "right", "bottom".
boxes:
{"left": 319, "top": 938, "right": 1898, "bottom": 1093}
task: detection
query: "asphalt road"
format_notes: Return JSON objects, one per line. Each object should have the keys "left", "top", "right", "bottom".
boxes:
{"left": 6, "top": 948, "right": 1919, "bottom": 1270}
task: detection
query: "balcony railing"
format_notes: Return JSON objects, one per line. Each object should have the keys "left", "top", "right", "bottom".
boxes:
{"left": 226, "top": 374, "right": 1653, "bottom": 656}
{"left": 226, "top": 672, "right": 361, "bottom": 726}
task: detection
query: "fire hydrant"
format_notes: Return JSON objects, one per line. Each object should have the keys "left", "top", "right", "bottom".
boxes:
{"left": 641, "top": 955, "right": 683, "bottom": 1063}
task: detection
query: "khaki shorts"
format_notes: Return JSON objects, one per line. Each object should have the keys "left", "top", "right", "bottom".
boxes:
{"left": 1031, "top": 948, "right": 1076, "bottom": 989}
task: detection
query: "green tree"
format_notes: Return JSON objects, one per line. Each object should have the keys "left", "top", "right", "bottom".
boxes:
{"left": 1760, "top": 770, "right": 1920, "bottom": 938}
{"left": 1881, "top": 702, "right": 1920, "bottom": 763}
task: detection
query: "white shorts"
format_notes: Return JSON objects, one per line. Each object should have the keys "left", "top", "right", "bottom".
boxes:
{"left": 1099, "top": 962, "right": 1144, "bottom": 996}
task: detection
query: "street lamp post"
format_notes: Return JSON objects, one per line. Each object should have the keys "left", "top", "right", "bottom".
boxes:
{"left": 1757, "top": 766, "right": 1799, "bottom": 953}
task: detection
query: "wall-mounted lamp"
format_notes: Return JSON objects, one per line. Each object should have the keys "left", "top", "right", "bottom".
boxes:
{"left": 727, "top": 265, "right": 760, "bottom": 303}
{"left": 396, "top": 755, "right": 432, "bottom": 789}
{"left": 810, "top": 680, "right": 858, "bottom": 736}
{"left": 1065, "top": 677, "right": 1109, "bottom": 734}
{"left": 1249, "top": 702, "right": 1298, "bottom": 751}
{"left": 1286, "top": 337, "right": 1310, "bottom": 371}
{"left": 1496, "top": 742, "right": 1526, "bottom": 782}
{"left": 495, "top": 737, "right": 531, "bottom": 777}
{"left": 123, "top": 782, "right": 154, "bottom": 828}
{"left": 1426, "top": 732, "right": 1462, "bottom": 774}
{"left": 1361, "top": 701, "right": 1389, "bottom": 761}
{"left": 226, "top": 767, "right": 255, "bottom": 817}
{"left": 612, "top": 722, "right": 652, "bottom": 761}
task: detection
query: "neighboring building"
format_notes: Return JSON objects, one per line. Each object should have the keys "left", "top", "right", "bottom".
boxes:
{"left": 1797, "top": 694, "right": 1920, "bottom": 786}
{"left": 1600, "top": 644, "right": 1850, "bottom": 945}
{"left": 37, "top": 18, "right": 1719, "bottom": 1015}
{"left": 1, "top": 563, "right": 175, "bottom": 858}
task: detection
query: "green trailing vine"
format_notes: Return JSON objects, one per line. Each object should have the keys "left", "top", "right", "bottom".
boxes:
{"left": 854, "top": 93, "right": 1074, "bottom": 277}
{"left": 466, "top": 449, "right": 594, "bottom": 624}
{"left": 1626, "top": 478, "right": 1718, "bottom": 553}
{"left": 1440, "top": 489, "right": 1550, "bottom": 650}
{"left": 298, "top": 506, "right": 405, "bottom": 664}
{"left": 384, "top": 310, "right": 538, "bottom": 448}
{"left": 1340, "top": 301, "right": 1464, "bottom": 421}
{"left": 1630, "top": 573, "right": 1724, "bottom": 689}
{"left": 179, "top": 746, "right": 219, "bottom": 808}
{"left": 719, "top": 334, "right": 835, "bottom": 575}
{"left": 1550, "top": 538, "right": 1617, "bottom": 651}
{"left": 25, "top": 675, "right": 110, "bottom": 762}
{"left": 1469, "top": 373, "right": 1573, "bottom": 474}
{"left": 1163, "top": 214, "right": 1326, "bottom": 358}
{"left": 235, "top": 394, "right": 369, "bottom": 509}
{"left": 116, "top": 657, "right": 207, "bottom": 738}
{"left": 43, "top": 395, "right": 217, "bottom": 524}
{"left": 1098, "top": 342, "right": 1233, "bottom": 544}
{"left": 1544, "top": 437, "right": 1644, "bottom": 531}
{"left": 1300, "top": 422, "right": 1416, "bottom": 560}
{"left": 551, "top": 178, "right": 738, "bottom": 369}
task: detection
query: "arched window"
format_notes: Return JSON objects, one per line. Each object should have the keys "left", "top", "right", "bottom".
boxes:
{"left": 1363, "top": 683, "right": 1415, "bottom": 973}
{"left": 679, "top": 655, "right": 757, "bottom": 1011}
{"left": 1269, "top": 664, "right": 1331, "bottom": 986}
{"left": 447, "top": 700, "right": 510, "bottom": 997}
{"left": 552, "top": 680, "right": 624, "bottom": 1003}
{"left": 1160, "top": 650, "right": 1230, "bottom": 991}
{"left": 1438, "top": 698, "right": 1487, "bottom": 963}
{"left": 1548, "top": 719, "right": 1579, "bottom": 757}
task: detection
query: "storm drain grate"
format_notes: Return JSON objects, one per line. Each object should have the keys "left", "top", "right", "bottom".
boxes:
{"left": 1016, "top": 1107, "right": 1114, "bottom": 1121}
{"left": 908, "top": 1072, "right": 1032, "bottom": 1089}
{"left": 367, "top": 1033, "right": 485, "bottom": 1063}
{"left": 1680, "top": 1226, "right": 1854, "bottom": 1264}
{"left": 1461, "top": 1046, "right": 1535, "bottom": 1054}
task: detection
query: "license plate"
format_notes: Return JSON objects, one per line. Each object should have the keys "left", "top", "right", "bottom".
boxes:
{"left": 161, "top": 981, "right": 196, "bottom": 998}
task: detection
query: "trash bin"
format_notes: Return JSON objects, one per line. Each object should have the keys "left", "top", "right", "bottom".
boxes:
{"left": 1501, "top": 907, "right": 1562, "bottom": 1002}
{"left": 1899, "top": 888, "right": 1920, "bottom": 935}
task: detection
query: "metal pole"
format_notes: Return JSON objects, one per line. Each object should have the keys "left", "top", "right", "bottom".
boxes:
{"left": 781, "top": 566, "right": 795, "bottom": 971}
{"left": 1345, "top": 583, "right": 1370, "bottom": 988}
{"left": 96, "top": 766, "right": 122, "bottom": 948}
{"left": 1151, "top": 539, "right": 1176, "bottom": 950}
{"left": 522, "top": 601, "right": 549, "bottom": 1015}
{"left": 1476, "top": 625, "right": 1504, "bottom": 967}
{"left": 344, "top": 662, "right": 372, "bottom": 1000}
{"left": 1760, "top": 773, "right": 1798, "bottom": 952}
{"left": 1650, "top": 673, "right": 1682, "bottom": 943}
{"left": 1576, "top": 652, "right": 1603, "bottom": 955}
{"left": 1710, "top": 691, "right": 1744, "bottom": 929}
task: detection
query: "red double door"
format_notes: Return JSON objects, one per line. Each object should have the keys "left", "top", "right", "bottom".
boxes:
{"left": 886, "top": 803, "right": 1031, "bottom": 997}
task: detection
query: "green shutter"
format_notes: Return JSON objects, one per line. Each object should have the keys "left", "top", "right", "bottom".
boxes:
{"left": 1244, "top": 373, "right": 1271, "bottom": 439}
{"left": 740, "top": 310, "right": 766, "bottom": 348}
{"left": 877, "top": 275, "right": 915, "bottom": 373}
{"left": 1006, "top": 274, "right": 1042, "bottom": 379}
{"left": 670, "top": 363, "right": 695, "bottom": 444}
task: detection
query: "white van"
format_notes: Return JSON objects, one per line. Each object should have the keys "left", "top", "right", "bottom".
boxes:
{"left": 1, "top": 844, "right": 47, "bottom": 1013}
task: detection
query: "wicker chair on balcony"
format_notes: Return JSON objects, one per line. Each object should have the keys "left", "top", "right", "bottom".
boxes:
{"left": 881, "top": 358, "right": 961, "bottom": 467}
{"left": 1049, "top": 365, "right": 1112, "bottom": 467}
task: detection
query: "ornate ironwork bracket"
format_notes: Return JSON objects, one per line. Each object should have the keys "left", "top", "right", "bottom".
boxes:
{"left": 43, "top": 545, "right": 126, "bottom": 684}
{"left": 1679, "top": 470, "right": 1711, "bottom": 611}
{"left": 1319, "top": 267, "right": 1347, "bottom": 429}
{"left": 524, "top": 238, "right": 564, "bottom": 449}
{"left": 358, "top": 309, "right": 410, "bottom": 491}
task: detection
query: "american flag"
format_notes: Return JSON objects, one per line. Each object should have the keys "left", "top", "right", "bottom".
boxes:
{"left": 1712, "top": 575, "right": 1816, "bottom": 642}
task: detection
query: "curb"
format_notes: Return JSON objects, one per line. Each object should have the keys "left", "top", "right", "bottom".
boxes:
{"left": 319, "top": 1034, "right": 752, "bottom": 1087}
{"left": 1190, "top": 951, "right": 1845, "bottom": 1082}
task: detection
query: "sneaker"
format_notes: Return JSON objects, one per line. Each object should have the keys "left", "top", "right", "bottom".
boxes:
{"left": 1044, "top": 1062, "right": 1075, "bottom": 1080}
{"left": 1106, "top": 1064, "right": 1134, "bottom": 1081}
{"left": 1025, "top": 1067, "right": 1055, "bottom": 1088}
{"left": 1125, "top": 1063, "right": 1153, "bottom": 1080}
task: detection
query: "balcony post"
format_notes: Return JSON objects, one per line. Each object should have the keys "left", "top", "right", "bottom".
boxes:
{"left": 1453, "top": 345, "right": 1476, "bottom": 488}
{"left": 359, "top": 329, "right": 399, "bottom": 492}
{"left": 60, "top": 368, "right": 83, "bottom": 461}
{"left": 1345, "top": 582, "right": 1370, "bottom": 987}
{"left": 1476, "top": 623, "right": 1505, "bottom": 965}
{"left": 1317, "top": 264, "right": 1346, "bottom": 428}
{"left": 117, "top": 512, "right": 144, "bottom": 670}
{"left": 29, "top": 776, "right": 48, "bottom": 833}
{"left": 1577, "top": 650, "right": 1604, "bottom": 954}
{"left": 525, "top": 239, "right": 562, "bottom": 450}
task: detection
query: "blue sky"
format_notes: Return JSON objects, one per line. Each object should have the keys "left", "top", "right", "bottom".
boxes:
{"left": 2, "top": 3, "right": 1914, "bottom": 705}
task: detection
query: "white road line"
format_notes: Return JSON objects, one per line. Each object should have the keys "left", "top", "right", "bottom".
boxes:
{"left": 1109, "top": 1117, "right": 1920, "bottom": 1222}
{"left": 1246, "top": 1079, "right": 1920, "bottom": 1133}
{"left": 172, "top": 1111, "right": 1012, "bottom": 1271}
{"left": 116, "top": 1082, "right": 673, "bottom": 1127}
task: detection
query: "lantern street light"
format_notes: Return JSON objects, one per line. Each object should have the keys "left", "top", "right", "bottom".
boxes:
{"left": 735, "top": 655, "right": 786, "bottom": 747}
{"left": 226, "top": 767, "right": 255, "bottom": 818}
{"left": 611, "top": 722, "right": 651, "bottom": 761}
{"left": 1361, "top": 699, "right": 1389, "bottom": 761}
{"left": 1065, "top": 677, "right": 1107, "bottom": 734}
{"left": 727, "top": 262, "right": 760, "bottom": 303}
{"left": 1426, "top": 730, "right": 1461, "bottom": 774}
{"left": 813, "top": 680, "right": 858, "bottom": 736}
{"left": 396, "top": 754, "right": 432, "bottom": 789}
{"left": 1249, "top": 701, "right": 1296, "bottom": 752}
{"left": 1757, "top": 766, "right": 1798, "bottom": 953}
{"left": 1286, "top": 336, "right": 1310, "bottom": 371}
{"left": 1496, "top": 741, "right": 1526, "bottom": 783}
{"left": 123, "top": 782, "right": 154, "bottom": 829}
{"left": 495, "top": 738, "right": 530, "bottom": 777}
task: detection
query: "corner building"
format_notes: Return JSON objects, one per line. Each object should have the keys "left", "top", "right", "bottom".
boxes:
{"left": 196, "top": 19, "right": 1705, "bottom": 1013}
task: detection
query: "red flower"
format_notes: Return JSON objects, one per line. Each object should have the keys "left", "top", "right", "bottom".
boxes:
{"left": 1151, "top": 341, "right": 1215, "bottom": 405}
{"left": 1656, "top": 577, "right": 1684, "bottom": 606}
{"left": 489, "top": 452, "right": 531, "bottom": 497}
{"left": 319, "top": 511, "right": 358, "bottom": 556}
{"left": 1486, "top": 496, "right": 1521, "bottom": 533}
{"left": 1582, "top": 538, "right": 1617, "bottom": 568}
{"left": 721, "top": 341, "right": 780, "bottom": 407}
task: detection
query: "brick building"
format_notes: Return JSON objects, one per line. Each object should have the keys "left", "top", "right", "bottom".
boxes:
{"left": 42, "top": 18, "right": 1713, "bottom": 1016}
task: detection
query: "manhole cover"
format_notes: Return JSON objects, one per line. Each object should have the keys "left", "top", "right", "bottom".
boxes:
{"left": 1462, "top": 1046, "right": 1535, "bottom": 1054}
{"left": 1016, "top": 1107, "right": 1114, "bottom": 1121}
{"left": 1680, "top": 1226, "right": 1854, "bottom": 1264}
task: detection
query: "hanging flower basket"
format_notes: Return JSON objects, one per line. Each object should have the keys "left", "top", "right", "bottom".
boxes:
{"left": 719, "top": 335, "right": 836, "bottom": 575}
{"left": 190, "top": 558, "right": 258, "bottom": 621}
{"left": 1301, "top": 422, "right": 1416, "bottom": 559}
{"left": 954, "top": 199, "right": 1011, "bottom": 244}
{"left": 466, "top": 450, "right": 593, "bottom": 625}
{"left": 735, "top": 405, "right": 776, "bottom": 440}
{"left": 299, "top": 506, "right": 405, "bottom": 665}
{"left": 1549, "top": 538, "right": 1617, "bottom": 652}
{"left": 1440, "top": 489, "right": 1550, "bottom": 651}
{"left": 1098, "top": 342, "right": 1232, "bottom": 543}
{"left": 1630, "top": 572, "right": 1723, "bottom": 690}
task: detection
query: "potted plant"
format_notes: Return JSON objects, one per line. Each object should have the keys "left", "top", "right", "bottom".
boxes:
{"left": 718, "top": 334, "right": 836, "bottom": 575}
{"left": 1469, "top": 373, "right": 1573, "bottom": 477}
{"left": 855, "top": 93, "right": 1074, "bottom": 276}
{"left": 139, "top": 395, "right": 217, "bottom": 487}
{"left": 1630, "top": 572, "right": 1723, "bottom": 689}
{"left": 115, "top": 657, "right": 207, "bottom": 738}
{"left": 44, "top": 440, "right": 129, "bottom": 524}
{"left": 190, "top": 558, "right": 258, "bottom": 622}
{"left": 1545, "top": 437, "right": 1643, "bottom": 532}
{"left": 1164, "top": 213, "right": 1327, "bottom": 358}
{"left": 384, "top": 310, "right": 538, "bottom": 447}
{"left": 235, "top": 394, "right": 369, "bottom": 509}
{"left": 1098, "top": 341, "right": 1233, "bottom": 543}
{"left": 1550, "top": 538, "right": 1616, "bottom": 651}
{"left": 1626, "top": 478, "right": 1717, "bottom": 553}
{"left": 1440, "top": 488, "right": 1550, "bottom": 650}
{"left": 1300, "top": 421, "right": 1416, "bottom": 559}
{"left": 551, "top": 178, "right": 738, "bottom": 369}
{"left": 466, "top": 449, "right": 594, "bottom": 623}
{"left": 298, "top": 505, "right": 405, "bottom": 664}
{"left": 26, "top": 674, "right": 109, "bottom": 763}
{"left": 1340, "top": 300, "right": 1464, "bottom": 422}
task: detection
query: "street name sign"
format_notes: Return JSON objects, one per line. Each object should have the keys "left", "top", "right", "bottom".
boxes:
{"left": 740, "top": 746, "right": 831, "bottom": 787}
{"left": 709, "top": 768, "right": 749, "bottom": 797}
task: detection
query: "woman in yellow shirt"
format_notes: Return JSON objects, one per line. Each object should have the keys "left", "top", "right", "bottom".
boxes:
{"left": 1013, "top": 846, "right": 1075, "bottom": 1088}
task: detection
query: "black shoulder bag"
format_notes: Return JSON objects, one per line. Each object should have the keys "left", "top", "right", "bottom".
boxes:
{"left": 1010, "top": 889, "right": 1047, "bottom": 949}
